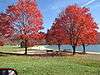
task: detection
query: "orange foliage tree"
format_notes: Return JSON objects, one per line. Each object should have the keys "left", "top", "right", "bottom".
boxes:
{"left": 46, "top": 18, "right": 67, "bottom": 51}
{"left": 0, "top": 13, "right": 14, "bottom": 45}
{"left": 6, "top": 0, "right": 43, "bottom": 54}
{"left": 55, "top": 5, "right": 98, "bottom": 54}
{"left": 0, "top": 13, "right": 13, "bottom": 37}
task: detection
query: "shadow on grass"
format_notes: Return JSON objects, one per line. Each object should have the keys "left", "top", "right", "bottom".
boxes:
{"left": 0, "top": 51, "right": 86, "bottom": 57}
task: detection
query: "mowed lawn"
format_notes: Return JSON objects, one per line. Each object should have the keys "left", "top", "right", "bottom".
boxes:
{"left": 0, "top": 54, "right": 100, "bottom": 75}
{"left": 0, "top": 45, "right": 32, "bottom": 52}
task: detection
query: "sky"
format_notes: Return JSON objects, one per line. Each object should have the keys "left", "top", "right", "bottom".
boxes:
{"left": 0, "top": 0, "right": 100, "bottom": 32}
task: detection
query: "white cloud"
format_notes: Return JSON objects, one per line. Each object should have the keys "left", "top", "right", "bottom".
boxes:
{"left": 81, "top": 0, "right": 95, "bottom": 7}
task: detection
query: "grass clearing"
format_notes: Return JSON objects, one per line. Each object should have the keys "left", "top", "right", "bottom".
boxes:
{"left": 0, "top": 45, "right": 33, "bottom": 53}
{"left": 0, "top": 55, "right": 100, "bottom": 75}
{"left": 0, "top": 45, "right": 23, "bottom": 52}
{"left": 0, "top": 45, "right": 100, "bottom": 75}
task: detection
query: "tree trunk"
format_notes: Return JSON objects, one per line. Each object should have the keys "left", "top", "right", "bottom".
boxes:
{"left": 58, "top": 44, "right": 61, "bottom": 51}
{"left": 82, "top": 44, "right": 86, "bottom": 54}
{"left": 24, "top": 40, "right": 28, "bottom": 55}
{"left": 72, "top": 45, "right": 76, "bottom": 55}
{"left": 20, "top": 41, "right": 24, "bottom": 48}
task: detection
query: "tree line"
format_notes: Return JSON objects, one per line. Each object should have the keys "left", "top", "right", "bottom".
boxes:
{"left": 0, "top": 0, "right": 98, "bottom": 55}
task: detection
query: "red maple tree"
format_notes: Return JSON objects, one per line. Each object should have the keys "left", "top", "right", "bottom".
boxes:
{"left": 6, "top": 0, "right": 43, "bottom": 54}
{"left": 0, "top": 13, "right": 13, "bottom": 45}
{"left": 55, "top": 5, "right": 98, "bottom": 54}
{"left": 46, "top": 18, "right": 67, "bottom": 51}
{"left": 0, "top": 13, "right": 13, "bottom": 37}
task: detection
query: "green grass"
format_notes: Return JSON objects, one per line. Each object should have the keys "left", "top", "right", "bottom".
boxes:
{"left": 0, "top": 45, "right": 32, "bottom": 52}
{"left": 0, "top": 45, "right": 23, "bottom": 52}
{"left": 0, "top": 45, "right": 100, "bottom": 75}
{"left": 0, "top": 55, "right": 100, "bottom": 75}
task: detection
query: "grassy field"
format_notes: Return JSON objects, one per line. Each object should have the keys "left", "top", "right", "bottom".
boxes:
{"left": 0, "top": 54, "right": 100, "bottom": 75}
{"left": 0, "top": 45, "right": 32, "bottom": 53}
{"left": 0, "top": 45, "right": 100, "bottom": 75}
